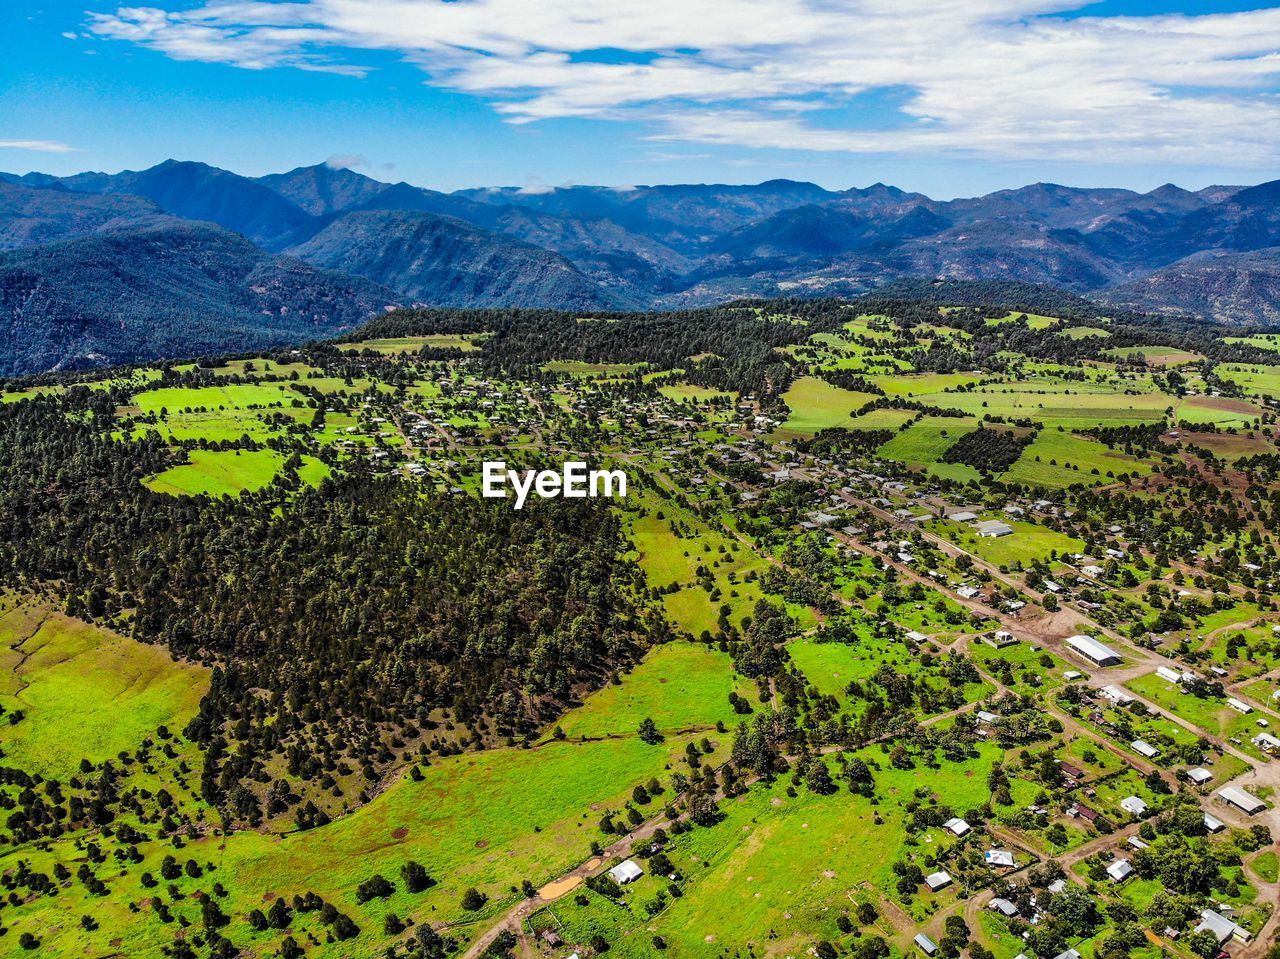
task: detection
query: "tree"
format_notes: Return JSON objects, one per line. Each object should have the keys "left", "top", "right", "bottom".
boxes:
{"left": 637, "top": 718, "right": 663, "bottom": 745}
{"left": 461, "top": 887, "right": 488, "bottom": 911}
{"left": 401, "top": 860, "right": 433, "bottom": 893}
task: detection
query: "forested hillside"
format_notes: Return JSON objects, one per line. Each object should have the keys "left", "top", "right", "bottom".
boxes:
{"left": 0, "top": 221, "right": 397, "bottom": 374}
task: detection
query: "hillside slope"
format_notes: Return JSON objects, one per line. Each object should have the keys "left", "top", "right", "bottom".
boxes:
{"left": 1098, "top": 248, "right": 1280, "bottom": 326}
{"left": 0, "top": 220, "right": 396, "bottom": 375}
{"left": 287, "top": 209, "right": 620, "bottom": 309}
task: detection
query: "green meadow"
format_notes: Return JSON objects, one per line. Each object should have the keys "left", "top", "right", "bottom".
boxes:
{"left": 553, "top": 642, "right": 755, "bottom": 740}
{"left": 0, "top": 600, "right": 209, "bottom": 780}
{"left": 776, "top": 376, "right": 877, "bottom": 436}
{"left": 145, "top": 448, "right": 330, "bottom": 496}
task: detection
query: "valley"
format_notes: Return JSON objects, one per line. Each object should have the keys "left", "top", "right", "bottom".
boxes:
{"left": 1, "top": 298, "right": 1279, "bottom": 959}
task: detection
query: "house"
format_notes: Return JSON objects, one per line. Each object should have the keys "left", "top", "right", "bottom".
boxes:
{"left": 1120, "top": 796, "right": 1148, "bottom": 817}
{"left": 976, "top": 710, "right": 1001, "bottom": 725}
{"left": 957, "top": 585, "right": 981, "bottom": 599}
{"left": 906, "top": 630, "right": 929, "bottom": 643}
{"left": 1065, "top": 635, "right": 1122, "bottom": 666}
{"left": 949, "top": 511, "right": 979, "bottom": 522}
{"left": 1069, "top": 801, "right": 1102, "bottom": 824}
{"left": 1048, "top": 879, "right": 1067, "bottom": 894}
{"left": 975, "top": 520, "right": 1014, "bottom": 538}
{"left": 1052, "top": 951, "right": 1082, "bottom": 959}
{"left": 1128, "top": 835, "right": 1148, "bottom": 850}
{"left": 943, "top": 817, "right": 971, "bottom": 836}
{"left": 989, "top": 897, "right": 1019, "bottom": 917}
{"left": 983, "top": 630, "right": 1018, "bottom": 649}
{"left": 1131, "top": 740, "right": 1160, "bottom": 759}
{"left": 1220, "top": 786, "right": 1266, "bottom": 815}
{"left": 985, "top": 850, "right": 1016, "bottom": 868}
{"left": 608, "top": 860, "right": 643, "bottom": 885}
{"left": 1253, "top": 732, "right": 1280, "bottom": 753}
{"left": 1203, "top": 813, "right": 1226, "bottom": 834}
{"left": 1186, "top": 768, "right": 1212, "bottom": 786}
{"left": 1106, "top": 859, "right": 1133, "bottom": 883}
{"left": 914, "top": 933, "right": 939, "bottom": 955}
{"left": 1227, "top": 697, "right": 1253, "bottom": 714}
{"left": 1195, "top": 908, "right": 1252, "bottom": 944}
{"left": 1156, "top": 666, "right": 1184, "bottom": 684}
{"left": 924, "top": 870, "right": 952, "bottom": 891}
{"left": 1059, "top": 762, "right": 1086, "bottom": 782}
{"left": 1099, "top": 685, "right": 1134, "bottom": 706}
{"left": 1043, "top": 579, "right": 1064, "bottom": 594}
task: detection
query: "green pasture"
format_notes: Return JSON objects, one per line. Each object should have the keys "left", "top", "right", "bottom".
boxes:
{"left": 0, "top": 601, "right": 208, "bottom": 780}
{"left": 775, "top": 376, "right": 877, "bottom": 436}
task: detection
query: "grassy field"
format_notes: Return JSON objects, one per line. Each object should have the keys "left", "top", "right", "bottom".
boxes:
{"left": 0, "top": 599, "right": 208, "bottom": 780}
{"left": 912, "top": 385, "right": 1169, "bottom": 429}
{"left": 1059, "top": 326, "right": 1112, "bottom": 340}
{"left": 338, "top": 334, "right": 488, "bottom": 354}
{"left": 876, "top": 415, "right": 979, "bottom": 467}
{"left": 658, "top": 383, "right": 736, "bottom": 405}
{"left": 1217, "top": 363, "right": 1280, "bottom": 399}
{"left": 1003, "top": 429, "right": 1153, "bottom": 487}
{"left": 775, "top": 376, "right": 877, "bottom": 436}
{"left": 987, "top": 311, "right": 1062, "bottom": 329}
{"left": 1127, "top": 673, "right": 1266, "bottom": 758}
{"left": 1104, "top": 345, "right": 1205, "bottom": 367}
{"left": 551, "top": 742, "right": 1004, "bottom": 958}
{"left": 145, "top": 449, "right": 330, "bottom": 496}
{"left": 928, "top": 516, "right": 1084, "bottom": 568}
{"left": 553, "top": 642, "right": 754, "bottom": 740}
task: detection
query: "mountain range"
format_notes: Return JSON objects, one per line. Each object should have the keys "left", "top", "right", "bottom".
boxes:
{"left": 3, "top": 158, "right": 1280, "bottom": 373}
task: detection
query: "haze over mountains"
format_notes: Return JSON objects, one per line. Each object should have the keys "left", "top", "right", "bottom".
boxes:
{"left": 3, "top": 158, "right": 1280, "bottom": 373}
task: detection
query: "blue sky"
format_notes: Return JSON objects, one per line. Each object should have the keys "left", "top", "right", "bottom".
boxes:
{"left": 3, "top": 1, "right": 1280, "bottom": 196}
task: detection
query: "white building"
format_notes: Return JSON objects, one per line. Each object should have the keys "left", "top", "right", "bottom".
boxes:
{"left": 943, "top": 817, "right": 971, "bottom": 836}
{"left": 1066, "top": 634, "right": 1122, "bottom": 666}
{"left": 1131, "top": 740, "right": 1160, "bottom": 759}
{"left": 924, "top": 870, "right": 952, "bottom": 891}
{"left": 1120, "top": 796, "right": 1148, "bottom": 817}
{"left": 1220, "top": 786, "right": 1266, "bottom": 815}
{"left": 1106, "top": 860, "right": 1133, "bottom": 883}
{"left": 608, "top": 860, "right": 643, "bottom": 885}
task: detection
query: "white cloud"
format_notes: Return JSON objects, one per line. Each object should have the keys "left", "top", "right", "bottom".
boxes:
{"left": 84, "top": 1, "right": 1280, "bottom": 164}
{"left": 0, "top": 139, "right": 76, "bottom": 153}
{"left": 325, "top": 153, "right": 368, "bottom": 169}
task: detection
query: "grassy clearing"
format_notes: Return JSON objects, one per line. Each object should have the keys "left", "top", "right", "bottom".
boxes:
{"left": 657, "top": 384, "right": 736, "bottom": 405}
{"left": 775, "top": 376, "right": 877, "bottom": 436}
{"left": 1003, "top": 429, "right": 1153, "bottom": 487}
{"left": 986, "top": 311, "right": 1062, "bottom": 329}
{"left": 877, "top": 415, "right": 979, "bottom": 466}
{"left": 912, "top": 386, "right": 1169, "bottom": 429}
{"left": 338, "top": 334, "right": 488, "bottom": 354}
{"left": 869, "top": 372, "right": 983, "bottom": 396}
{"left": 553, "top": 642, "right": 755, "bottom": 740}
{"left": 1126, "top": 673, "right": 1265, "bottom": 758}
{"left": 1104, "top": 346, "right": 1205, "bottom": 367}
{"left": 145, "top": 449, "right": 329, "bottom": 497}
{"left": 928, "top": 517, "right": 1084, "bottom": 568}
{"left": 1059, "top": 326, "right": 1112, "bottom": 340}
{"left": 544, "top": 360, "right": 648, "bottom": 378}
{"left": 0, "top": 601, "right": 208, "bottom": 780}
{"left": 553, "top": 742, "right": 1003, "bottom": 958}
{"left": 1175, "top": 395, "right": 1266, "bottom": 427}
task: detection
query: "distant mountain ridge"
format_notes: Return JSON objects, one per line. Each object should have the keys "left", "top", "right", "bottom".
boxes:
{"left": 5, "top": 158, "right": 1280, "bottom": 373}
{"left": 0, "top": 219, "right": 397, "bottom": 375}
